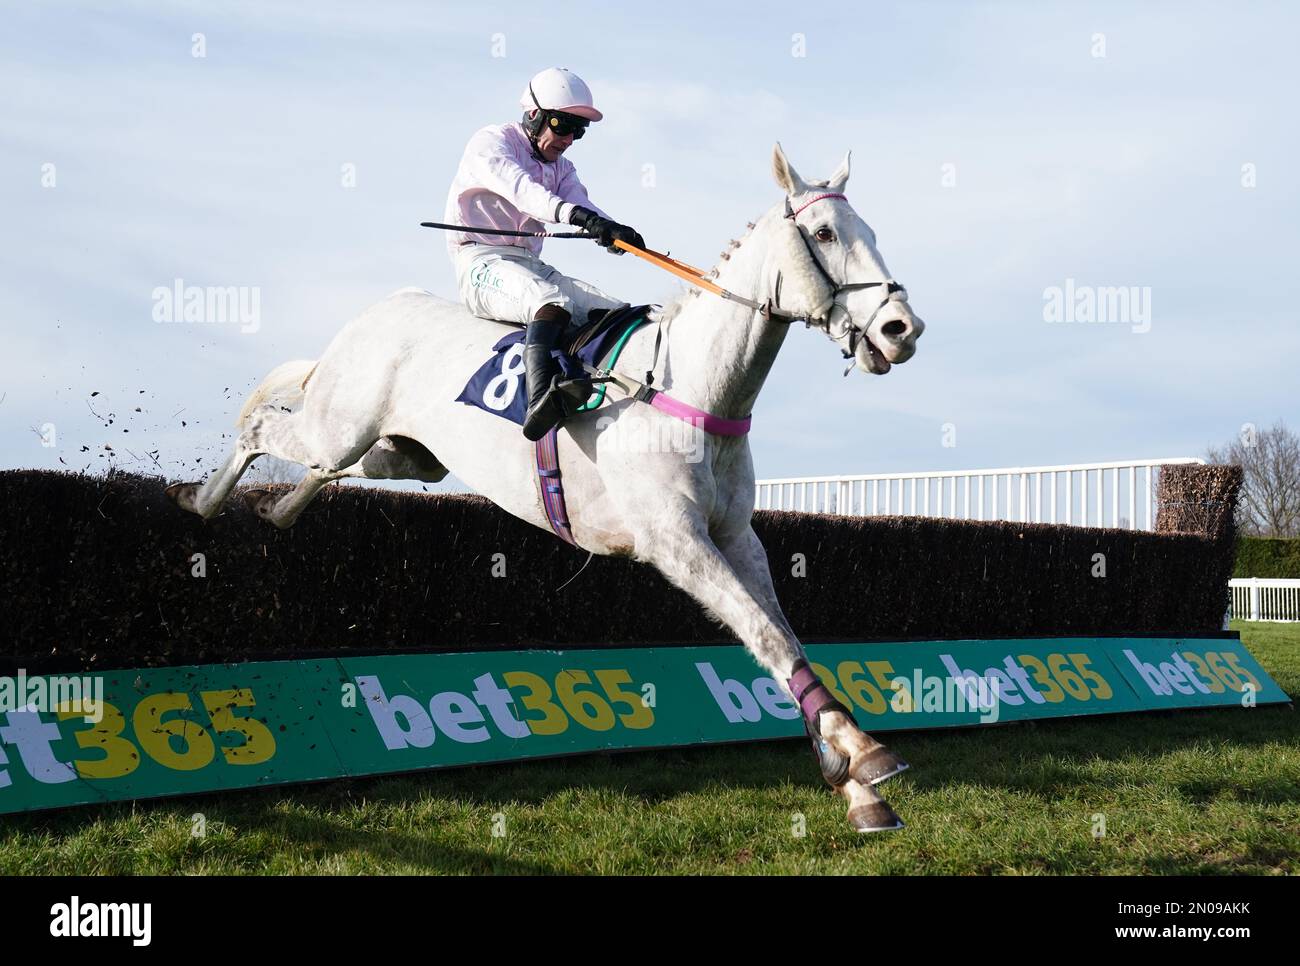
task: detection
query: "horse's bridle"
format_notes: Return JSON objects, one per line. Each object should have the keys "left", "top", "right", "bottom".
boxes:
{"left": 638, "top": 191, "right": 909, "bottom": 386}
{"left": 767, "top": 193, "right": 908, "bottom": 370}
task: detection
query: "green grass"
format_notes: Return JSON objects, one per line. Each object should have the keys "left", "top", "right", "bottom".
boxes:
{"left": 3, "top": 623, "right": 1296, "bottom": 875}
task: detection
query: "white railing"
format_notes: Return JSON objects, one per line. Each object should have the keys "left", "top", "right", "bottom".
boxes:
{"left": 755, "top": 458, "right": 1206, "bottom": 531}
{"left": 1229, "top": 578, "right": 1300, "bottom": 622}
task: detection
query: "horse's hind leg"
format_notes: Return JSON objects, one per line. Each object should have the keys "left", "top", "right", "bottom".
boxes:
{"left": 246, "top": 435, "right": 450, "bottom": 529}
{"left": 170, "top": 404, "right": 371, "bottom": 524}
{"left": 244, "top": 466, "right": 349, "bottom": 528}
{"left": 165, "top": 405, "right": 307, "bottom": 518}
{"left": 167, "top": 437, "right": 260, "bottom": 519}
{"left": 237, "top": 411, "right": 384, "bottom": 528}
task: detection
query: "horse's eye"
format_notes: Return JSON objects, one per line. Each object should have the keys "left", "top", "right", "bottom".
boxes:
{"left": 815, "top": 227, "right": 834, "bottom": 243}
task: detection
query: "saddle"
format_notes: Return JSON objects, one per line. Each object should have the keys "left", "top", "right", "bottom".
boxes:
{"left": 459, "top": 305, "right": 657, "bottom": 549}
{"left": 565, "top": 304, "right": 646, "bottom": 355}
{"left": 458, "top": 305, "right": 656, "bottom": 426}
{"left": 495, "top": 304, "right": 648, "bottom": 354}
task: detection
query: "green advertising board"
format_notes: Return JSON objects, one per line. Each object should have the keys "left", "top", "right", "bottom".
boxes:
{"left": 0, "top": 635, "right": 1287, "bottom": 815}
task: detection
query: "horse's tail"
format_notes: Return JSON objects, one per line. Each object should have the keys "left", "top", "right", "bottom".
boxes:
{"left": 234, "top": 359, "right": 318, "bottom": 428}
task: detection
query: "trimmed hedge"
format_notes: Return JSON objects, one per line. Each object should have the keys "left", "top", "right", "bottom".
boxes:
{"left": 0, "top": 465, "right": 1240, "bottom": 674}
{"left": 1154, "top": 463, "right": 1241, "bottom": 543}
{"left": 1234, "top": 536, "right": 1300, "bottom": 578}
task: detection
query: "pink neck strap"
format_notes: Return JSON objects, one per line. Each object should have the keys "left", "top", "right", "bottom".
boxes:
{"left": 650, "top": 392, "right": 752, "bottom": 436}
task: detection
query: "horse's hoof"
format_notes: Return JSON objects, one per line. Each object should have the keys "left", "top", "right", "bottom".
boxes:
{"left": 847, "top": 801, "right": 905, "bottom": 834}
{"left": 242, "top": 488, "right": 275, "bottom": 518}
{"left": 165, "top": 482, "right": 199, "bottom": 514}
{"left": 853, "top": 746, "right": 910, "bottom": 786}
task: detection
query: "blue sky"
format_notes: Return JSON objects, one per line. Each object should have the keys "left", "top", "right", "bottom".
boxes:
{"left": 2, "top": 0, "right": 1296, "bottom": 491}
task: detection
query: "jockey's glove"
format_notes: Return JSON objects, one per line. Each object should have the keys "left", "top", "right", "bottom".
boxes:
{"left": 569, "top": 206, "right": 645, "bottom": 255}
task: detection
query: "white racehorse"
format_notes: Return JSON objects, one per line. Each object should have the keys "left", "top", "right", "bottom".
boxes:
{"left": 167, "top": 144, "right": 925, "bottom": 832}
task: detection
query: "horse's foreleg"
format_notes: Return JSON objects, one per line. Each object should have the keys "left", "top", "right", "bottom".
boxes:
{"left": 641, "top": 521, "right": 902, "bottom": 832}
{"left": 716, "top": 525, "right": 909, "bottom": 798}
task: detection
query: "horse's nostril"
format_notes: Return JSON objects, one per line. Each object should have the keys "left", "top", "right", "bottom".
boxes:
{"left": 882, "top": 319, "right": 908, "bottom": 338}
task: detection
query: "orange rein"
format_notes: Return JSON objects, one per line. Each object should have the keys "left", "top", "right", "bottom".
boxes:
{"left": 610, "top": 239, "right": 727, "bottom": 298}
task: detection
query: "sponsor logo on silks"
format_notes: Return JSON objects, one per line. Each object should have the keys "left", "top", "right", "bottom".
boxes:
{"left": 469, "top": 263, "right": 506, "bottom": 292}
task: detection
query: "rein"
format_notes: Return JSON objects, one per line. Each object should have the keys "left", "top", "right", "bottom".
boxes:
{"left": 613, "top": 192, "right": 904, "bottom": 324}
{"left": 609, "top": 239, "right": 797, "bottom": 322}
{"left": 610, "top": 192, "right": 909, "bottom": 391}
{"left": 426, "top": 193, "right": 908, "bottom": 435}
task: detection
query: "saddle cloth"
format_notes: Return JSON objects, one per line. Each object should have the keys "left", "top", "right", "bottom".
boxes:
{"left": 455, "top": 304, "right": 654, "bottom": 425}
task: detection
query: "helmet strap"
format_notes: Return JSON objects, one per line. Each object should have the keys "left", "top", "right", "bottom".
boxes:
{"left": 526, "top": 83, "right": 548, "bottom": 135}
{"left": 522, "top": 82, "right": 553, "bottom": 162}
{"left": 521, "top": 113, "right": 549, "bottom": 162}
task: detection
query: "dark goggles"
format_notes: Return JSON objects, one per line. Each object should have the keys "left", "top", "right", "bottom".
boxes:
{"left": 545, "top": 111, "right": 589, "bottom": 139}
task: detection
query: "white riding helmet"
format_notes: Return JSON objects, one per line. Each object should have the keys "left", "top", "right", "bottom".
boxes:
{"left": 519, "top": 67, "right": 603, "bottom": 121}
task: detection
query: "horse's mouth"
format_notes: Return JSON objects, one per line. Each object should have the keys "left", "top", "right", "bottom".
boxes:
{"left": 864, "top": 336, "right": 892, "bottom": 375}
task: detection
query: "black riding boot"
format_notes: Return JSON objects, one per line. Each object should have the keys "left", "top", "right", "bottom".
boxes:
{"left": 521, "top": 307, "right": 590, "bottom": 441}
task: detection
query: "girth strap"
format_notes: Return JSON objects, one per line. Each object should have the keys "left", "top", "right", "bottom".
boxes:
{"left": 535, "top": 427, "right": 577, "bottom": 546}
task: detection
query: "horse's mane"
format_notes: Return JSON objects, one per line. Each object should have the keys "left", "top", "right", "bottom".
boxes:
{"left": 649, "top": 180, "right": 834, "bottom": 325}
{"left": 650, "top": 208, "right": 767, "bottom": 325}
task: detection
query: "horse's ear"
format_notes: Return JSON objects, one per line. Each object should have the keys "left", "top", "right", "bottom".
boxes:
{"left": 772, "top": 142, "right": 810, "bottom": 195}
{"left": 828, "top": 151, "right": 851, "bottom": 191}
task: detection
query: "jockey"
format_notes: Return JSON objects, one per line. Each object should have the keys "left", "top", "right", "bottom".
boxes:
{"left": 444, "top": 67, "right": 645, "bottom": 441}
